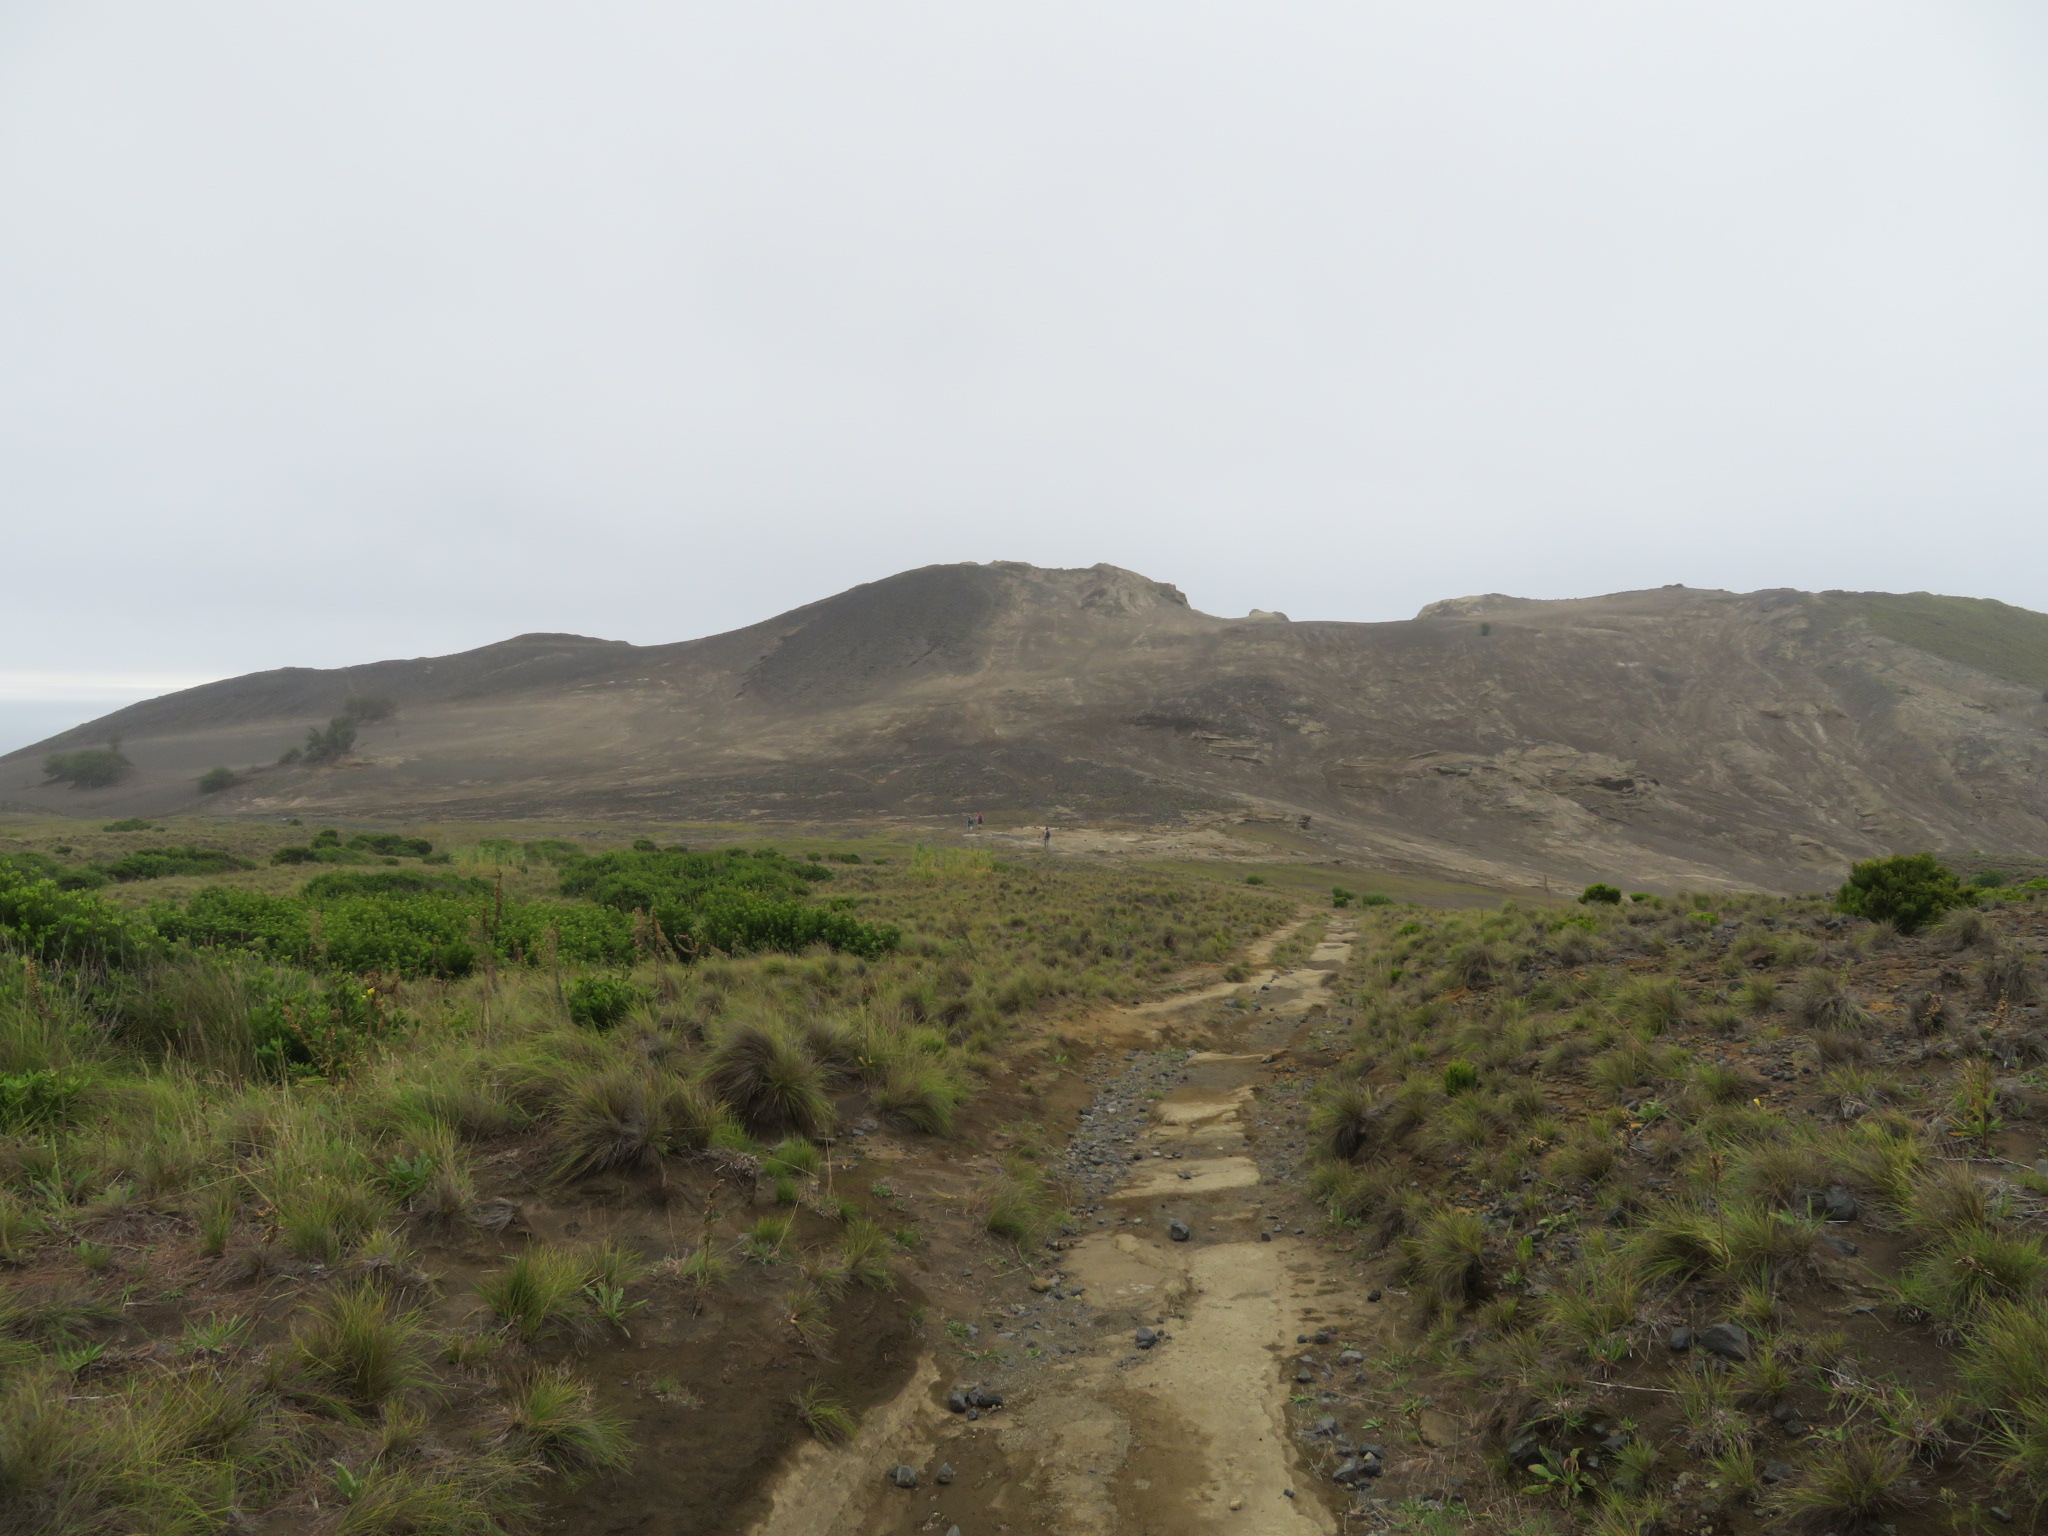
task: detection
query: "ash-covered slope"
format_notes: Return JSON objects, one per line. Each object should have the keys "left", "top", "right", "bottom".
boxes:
{"left": 7, "top": 563, "right": 2047, "bottom": 892}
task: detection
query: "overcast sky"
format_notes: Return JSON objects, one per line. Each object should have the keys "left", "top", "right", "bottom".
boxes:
{"left": 5, "top": 2, "right": 2048, "bottom": 754}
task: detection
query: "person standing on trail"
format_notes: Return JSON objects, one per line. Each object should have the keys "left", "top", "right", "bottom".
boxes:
{"left": 1042, "top": 825, "right": 1051, "bottom": 851}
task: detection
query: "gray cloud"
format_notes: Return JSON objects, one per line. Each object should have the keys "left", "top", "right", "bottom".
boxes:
{"left": 4, "top": 1, "right": 2047, "bottom": 754}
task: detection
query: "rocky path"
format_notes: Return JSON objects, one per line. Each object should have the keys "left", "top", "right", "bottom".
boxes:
{"left": 752, "top": 914, "right": 1362, "bottom": 1536}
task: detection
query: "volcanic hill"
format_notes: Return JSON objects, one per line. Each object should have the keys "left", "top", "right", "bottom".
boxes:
{"left": 8, "top": 563, "right": 2048, "bottom": 892}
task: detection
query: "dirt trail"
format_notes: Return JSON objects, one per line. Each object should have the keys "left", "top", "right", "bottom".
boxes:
{"left": 751, "top": 915, "right": 1359, "bottom": 1536}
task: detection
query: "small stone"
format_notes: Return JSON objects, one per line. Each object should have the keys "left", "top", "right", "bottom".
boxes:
{"left": 1697, "top": 1322, "right": 1751, "bottom": 1362}
{"left": 1135, "top": 1327, "right": 1159, "bottom": 1349}
{"left": 1822, "top": 1234, "right": 1860, "bottom": 1256}
{"left": 1030, "top": 1276, "right": 1053, "bottom": 1293}
{"left": 947, "top": 1528, "right": 962, "bottom": 1536}
{"left": 1310, "top": 1416, "right": 1339, "bottom": 1437}
{"left": 1821, "top": 1185, "right": 1859, "bottom": 1223}
{"left": 1367, "top": 1289, "right": 1382, "bottom": 1302}
{"left": 1168, "top": 1219, "right": 1191, "bottom": 1242}
{"left": 1760, "top": 1459, "right": 1796, "bottom": 1485}
{"left": 1259, "top": 1231, "right": 1272, "bottom": 1242}
{"left": 967, "top": 1387, "right": 1004, "bottom": 1410}
{"left": 1314, "top": 1330, "right": 1332, "bottom": 1345}
{"left": 1295, "top": 1366, "right": 1314, "bottom": 1383}
{"left": 1338, "top": 1350, "right": 1364, "bottom": 1366}
{"left": 888, "top": 1464, "right": 919, "bottom": 1489}
{"left": 946, "top": 1390, "right": 970, "bottom": 1414}
{"left": 1297, "top": 1334, "right": 1309, "bottom": 1344}
{"left": 1667, "top": 1326, "right": 1693, "bottom": 1352}
{"left": 935, "top": 1463, "right": 955, "bottom": 1485}
{"left": 966, "top": 1408, "right": 980, "bottom": 1421}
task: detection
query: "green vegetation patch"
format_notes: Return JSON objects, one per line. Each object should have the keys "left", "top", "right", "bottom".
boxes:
{"left": 100, "top": 846, "right": 255, "bottom": 882}
{"left": 1832, "top": 590, "right": 2048, "bottom": 691}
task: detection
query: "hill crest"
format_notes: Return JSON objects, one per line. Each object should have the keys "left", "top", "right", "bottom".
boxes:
{"left": 7, "top": 564, "right": 2047, "bottom": 893}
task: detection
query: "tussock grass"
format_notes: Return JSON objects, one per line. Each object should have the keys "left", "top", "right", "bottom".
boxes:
{"left": 283, "top": 1282, "right": 431, "bottom": 1415}
{"left": 794, "top": 1382, "right": 858, "bottom": 1443}
{"left": 1403, "top": 1206, "right": 1488, "bottom": 1311}
{"left": 476, "top": 1247, "right": 593, "bottom": 1340}
{"left": 705, "top": 1024, "right": 835, "bottom": 1139}
{"left": 497, "top": 1365, "right": 633, "bottom": 1478}
{"left": 1775, "top": 1434, "right": 1923, "bottom": 1532}
{"left": 982, "top": 1158, "right": 1062, "bottom": 1247}
{"left": 1896, "top": 1228, "right": 2048, "bottom": 1326}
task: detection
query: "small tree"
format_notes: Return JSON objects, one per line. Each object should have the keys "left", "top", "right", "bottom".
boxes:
{"left": 197, "top": 766, "right": 239, "bottom": 794}
{"left": 341, "top": 693, "right": 395, "bottom": 723}
{"left": 42, "top": 744, "right": 131, "bottom": 789}
{"left": 1578, "top": 883, "right": 1622, "bottom": 906}
{"left": 301, "top": 717, "right": 358, "bottom": 765}
{"left": 1834, "top": 853, "right": 1967, "bottom": 934}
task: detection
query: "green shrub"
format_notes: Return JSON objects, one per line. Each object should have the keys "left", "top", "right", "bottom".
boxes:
{"left": 1579, "top": 883, "right": 1623, "bottom": 905}
{"left": 102, "top": 846, "right": 255, "bottom": 882}
{"left": 340, "top": 693, "right": 395, "bottom": 723}
{"left": 558, "top": 847, "right": 894, "bottom": 961}
{"left": 0, "top": 868, "right": 155, "bottom": 967}
{"left": 565, "top": 974, "right": 643, "bottom": 1031}
{"left": 102, "top": 817, "right": 154, "bottom": 832}
{"left": 0, "top": 1069, "right": 89, "bottom": 1131}
{"left": 1833, "top": 853, "right": 1967, "bottom": 933}
{"left": 153, "top": 884, "right": 633, "bottom": 978}
{"left": 345, "top": 833, "right": 432, "bottom": 857}
{"left": 1331, "top": 887, "right": 1355, "bottom": 908}
{"left": 1441, "top": 1060, "right": 1478, "bottom": 1095}
{"left": 301, "top": 717, "right": 357, "bottom": 765}
{"left": 197, "top": 767, "right": 240, "bottom": 794}
{"left": 41, "top": 745, "right": 130, "bottom": 789}
{"left": 1245, "top": 875, "right": 1266, "bottom": 886}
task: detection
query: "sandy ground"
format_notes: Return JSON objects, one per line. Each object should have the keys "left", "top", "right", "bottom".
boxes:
{"left": 749, "top": 918, "right": 1364, "bottom": 1536}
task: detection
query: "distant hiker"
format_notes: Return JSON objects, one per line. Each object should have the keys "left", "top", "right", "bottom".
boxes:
{"left": 1042, "top": 825, "right": 1051, "bottom": 851}
{"left": 975, "top": 812, "right": 984, "bottom": 827}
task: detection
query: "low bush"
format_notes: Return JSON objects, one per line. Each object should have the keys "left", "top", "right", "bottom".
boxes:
{"left": 197, "top": 766, "right": 240, "bottom": 794}
{"left": 341, "top": 693, "right": 396, "bottom": 723}
{"left": 566, "top": 973, "right": 645, "bottom": 1031}
{"left": 1833, "top": 853, "right": 1967, "bottom": 934}
{"left": 1580, "top": 883, "right": 1623, "bottom": 905}
{"left": 301, "top": 716, "right": 358, "bottom": 765}
{"left": 0, "top": 867, "right": 156, "bottom": 967}
{"left": 101, "top": 845, "right": 255, "bottom": 882}
{"left": 0, "top": 1068, "right": 89, "bottom": 1131}
{"left": 41, "top": 745, "right": 131, "bottom": 789}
